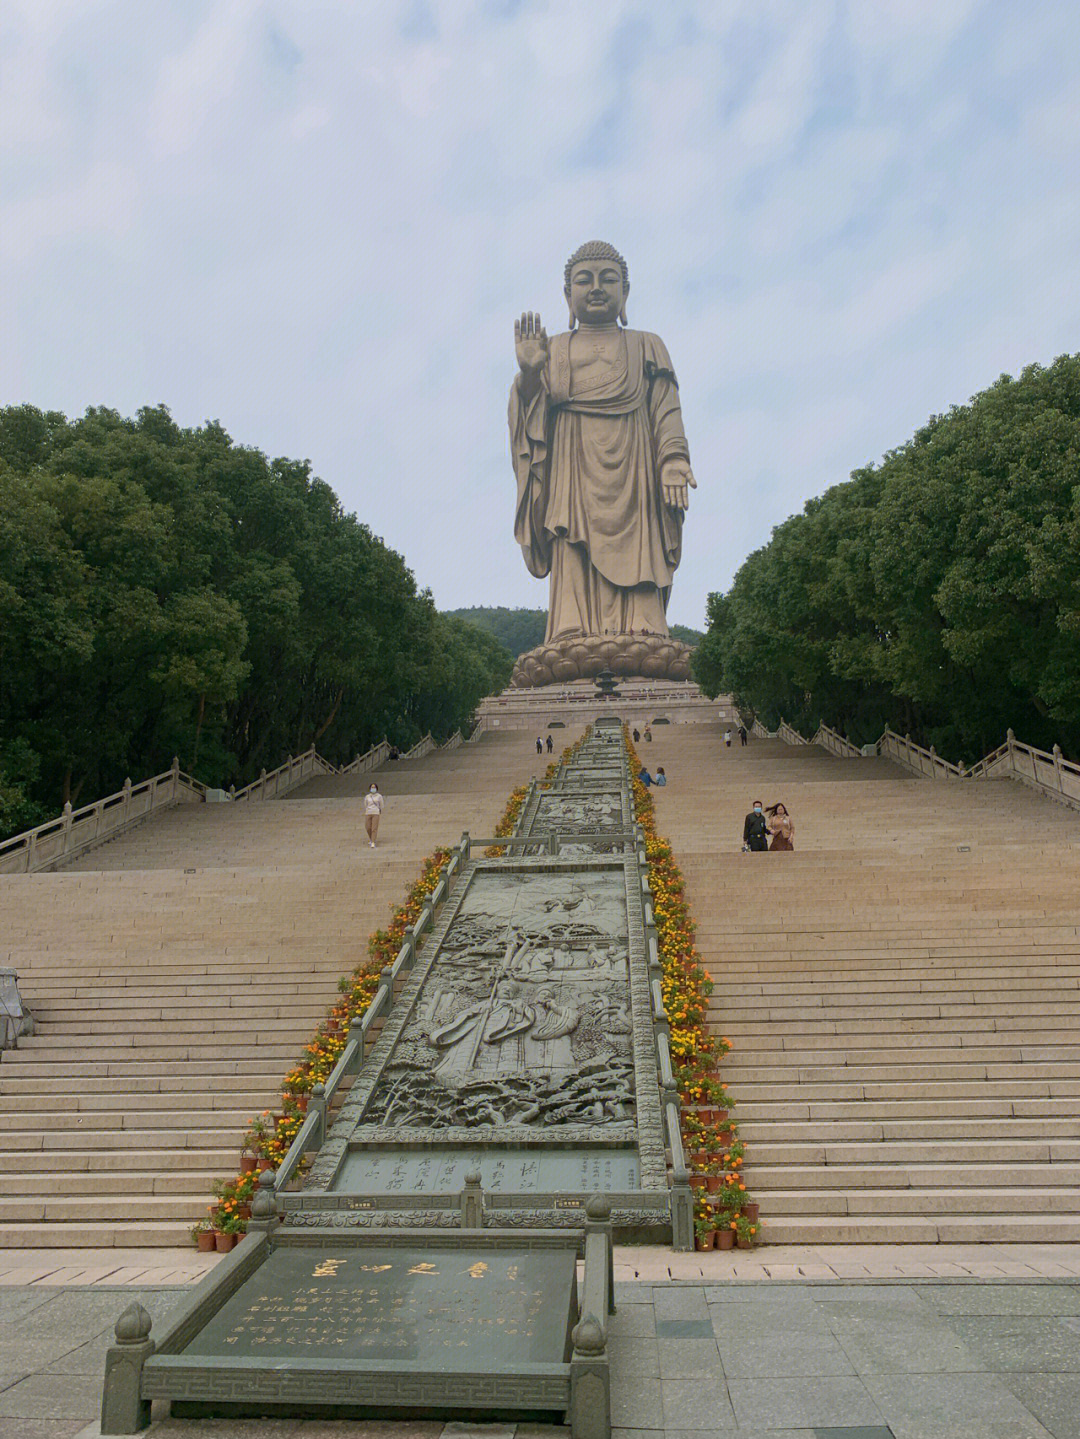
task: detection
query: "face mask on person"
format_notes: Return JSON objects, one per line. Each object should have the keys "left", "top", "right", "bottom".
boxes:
{"left": 370, "top": 786, "right": 377, "bottom": 794}
{"left": 753, "top": 805, "right": 762, "bottom": 813}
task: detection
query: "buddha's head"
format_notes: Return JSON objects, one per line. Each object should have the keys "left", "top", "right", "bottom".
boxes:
{"left": 564, "top": 241, "right": 629, "bottom": 329}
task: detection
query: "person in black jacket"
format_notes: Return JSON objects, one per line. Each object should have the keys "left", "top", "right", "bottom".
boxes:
{"left": 743, "top": 800, "right": 769, "bottom": 852}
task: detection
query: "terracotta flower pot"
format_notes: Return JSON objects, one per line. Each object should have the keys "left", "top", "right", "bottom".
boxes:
{"left": 237, "top": 1204, "right": 252, "bottom": 1221}
{"left": 694, "top": 1231, "right": 716, "bottom": 1252}
{"left": 690, "top": 1174, "right": 707, "bottom": 1192}
{"left": 705, "top": 1174, "right": 722, "bottom": 1194}
{"left": 294, "top": 1095, "right": 309, "bottom": 1114}
{"left": 716, "top": 1229, "right": 736, "bottom": 1250}
{"left": 239, "top": 1154, "right": 257, "bottom": 1174}
{"left": 736, "top": 1237, "right": 753, "bottom": 1250}
{"left": 257, "top": 1158, "right": 273, "bottom": 1172}
{"left": 214, "top": 1231, "right": 235, "bottom": 1253}
{"left": 196, "top": 1230, "right": 216, "bottom": 1252}
{"left": 741, "top": 1203, "right": 760, "bottom": 1223}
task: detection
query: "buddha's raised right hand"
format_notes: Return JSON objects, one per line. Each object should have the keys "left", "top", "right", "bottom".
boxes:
{"left": 514, "top": 311, "right": 549, "bottom": 377}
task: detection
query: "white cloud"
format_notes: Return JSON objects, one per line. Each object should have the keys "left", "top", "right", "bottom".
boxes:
{"left": 3, "top": 0, "right": 1080, "bottom": 623}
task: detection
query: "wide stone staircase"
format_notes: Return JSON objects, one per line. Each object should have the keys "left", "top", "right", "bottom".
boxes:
{"left": 649, "top": 727, "right": 1080, "bottom": 1243}
{"left": 0, "top": 731, "right": 570, "bottom": 1247}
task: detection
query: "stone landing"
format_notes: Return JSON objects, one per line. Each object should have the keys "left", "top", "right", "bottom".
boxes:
{"left": 475, "top": 677, "right": 736, "bottom": 733}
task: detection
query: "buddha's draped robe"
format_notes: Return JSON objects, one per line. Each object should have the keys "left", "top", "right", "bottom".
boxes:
{"left": 509, "top": 329, "right": 690, "bottom": 642}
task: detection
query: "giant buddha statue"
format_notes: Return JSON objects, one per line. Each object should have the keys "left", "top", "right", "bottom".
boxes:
{"left": 508, "top": 241, "right": 697, "bottom": 687}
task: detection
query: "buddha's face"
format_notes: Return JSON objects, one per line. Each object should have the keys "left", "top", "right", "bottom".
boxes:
{"left": 566, "top": 259, "right": 627, "bottom": 327}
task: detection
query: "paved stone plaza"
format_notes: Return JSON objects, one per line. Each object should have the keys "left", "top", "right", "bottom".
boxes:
{"left": 2, "top": 1248, "right": 1080, "bottom": 1437}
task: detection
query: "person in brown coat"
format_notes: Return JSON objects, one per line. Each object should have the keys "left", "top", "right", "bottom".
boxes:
{"left": 766, "top": 802, "right": 794, "bottom": 851}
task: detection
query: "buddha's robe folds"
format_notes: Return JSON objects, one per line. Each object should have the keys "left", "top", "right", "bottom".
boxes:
{"left": 509, "top": 329, "right": 690, "bottom": 642}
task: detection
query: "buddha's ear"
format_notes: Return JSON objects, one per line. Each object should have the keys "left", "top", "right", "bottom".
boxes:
{"left": 566, "top": 294, "right": 577, "bottom": 331}
{"left": 619, "top": 281, "right": 630, "bottom": 327}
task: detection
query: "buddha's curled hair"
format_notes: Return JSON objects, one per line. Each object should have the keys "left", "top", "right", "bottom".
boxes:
{"left": 564, "top": 241, "right": 628, "bottom": 292}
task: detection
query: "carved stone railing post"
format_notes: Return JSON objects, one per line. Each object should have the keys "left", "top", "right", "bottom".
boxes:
{"left": 100, "top": 1302, "right": 154, "bottom": 1434}
{"left": 247, "top": 1168, "right": 280, "bottom": 1234}
{"left": 570, "top": 1312, "right": 610, "bottom": 1439}
{"left": 171, "top": 754, "right": 180, "bottom": 798}
{"left": 376, "top": 966, "right": 394, "bottom": 1015}
{"left": 308, "top": 1082, "right": 327, "bottom": 1148}
{"left": 460, "top": 1169, "right": 483, "bottom": 1228}
{"left": 1053, "top": 743, "right": 1064, "bottom": 792}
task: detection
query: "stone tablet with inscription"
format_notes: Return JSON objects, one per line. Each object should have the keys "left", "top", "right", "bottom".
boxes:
{"left": 180, "top": 1244, "right": 576, "bottom": 1368}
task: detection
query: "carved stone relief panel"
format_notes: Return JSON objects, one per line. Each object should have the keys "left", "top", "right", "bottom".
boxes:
{"left": 362, "top": 870, "right": 634, "bottom": 1131}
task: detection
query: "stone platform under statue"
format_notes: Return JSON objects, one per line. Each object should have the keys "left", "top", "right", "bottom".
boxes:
{"left": 475, "top": 676, "right": 736, "bottom": 733}
{"left": 511, "top": 630, "right": 693, "bottom": 688}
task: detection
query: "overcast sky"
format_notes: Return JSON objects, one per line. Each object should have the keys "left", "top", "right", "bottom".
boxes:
{"left": 4, "top": 1, "right": 1080, "bottom": 628}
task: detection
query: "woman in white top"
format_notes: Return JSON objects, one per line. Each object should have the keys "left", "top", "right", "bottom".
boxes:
{"left": 363, "top": 783, "right": 384, "bottom": 847}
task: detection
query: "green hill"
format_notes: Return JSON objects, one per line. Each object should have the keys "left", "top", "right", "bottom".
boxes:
{"left": 447, "top": 606, "right": 702, "bottom": 657}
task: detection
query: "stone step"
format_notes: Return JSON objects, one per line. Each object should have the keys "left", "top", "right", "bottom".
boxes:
{"left": 743, "top": 1161, "right": 1080, "bottom": 1189}
{"left": 29, "top": 1013, "right": 319, "bottom": 1036}
{"left": 722, "top": 979, "right": 1080, "bottom": 998}
{"left": 0, "top": 1058, "right": 297, "bottom": 1077}
{"left": 743, "top": 1137, "right": 1080, "bottom": 1164}
{"left": 734, "top": 1096, "right": 1080, "bottom": 1120}
{"left": 757, "top": 1187, "right": 1080, "bottom": 1216}
{"left": 0, "top": 1108, "right": 258, "bottom": 1132}
{"left": 728, "top": 1078, "right": 1080, "bottom": 1101}
{"left": 0, "top": 1170, "right": 221, "bottom": 1197}
{"left": 736, "top": 1117, "right": 1080, "bottom": 1142}
{"left": 0, "top": 1148, "right": 237, "bottom": 1173}
{"left": 716, "top": 1028, "right": 1080, "bottom": 1048}
{"left": 0, "top": 1220, "right": 200, "bottom": 1248}
{"left": 717, "top": 1006, "right": 1080, "bottom": 1027}
{"left": 1, "top": 1127, "right": 244, "bottom": 1151}
{"left": 0, "top": 1088, "right": 273, "bottom": 1110}
{"left": 755, "top": 1214, "right": 1080, "bottom": 1244}
{"left": 723, "top": 1061, "right": 1080, "bottom": 1082}
{"left": 0, "top": 1195, "right": 215, "bottom": 1223}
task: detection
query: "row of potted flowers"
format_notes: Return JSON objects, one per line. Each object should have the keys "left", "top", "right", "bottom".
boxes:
{"left": 623, "top": 727, "right": 760, "bottom": 1252}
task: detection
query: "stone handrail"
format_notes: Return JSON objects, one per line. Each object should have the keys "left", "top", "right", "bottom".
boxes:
{"left": 337, "top": 740, "right": 391, "bottom": 776}
{"left": 772, "top": 719, "right": 1080, "bottom": 812}
{"left": 230, "top": 745, "right": 339, "bottom": 801}
{"left": 0, "top": 968, "right": 33, "bottom": 1049}
{"left": 2, "top": 731, "right": 471, "bottom": 876}
{"left": 776, "top": 720, "right": 808, "bottom": 747}
{"left": 812, "top": 722, "right": 865, "bottom": 759}
{"left": 750, "top": 718, "right": 776, "bottom": 739}
{"left": 0, "top": 759, "right": 205, "bottom": 875}
{"left": 876, "top": 728, "right": 965, "bottom": 779}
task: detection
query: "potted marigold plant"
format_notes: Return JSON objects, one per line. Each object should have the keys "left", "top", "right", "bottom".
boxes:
{"left": 734, "top": 1213, "right": 758, "bottom": 1250}
{"left": 694, "top": 1206, "right": 716, "bottom": 1252}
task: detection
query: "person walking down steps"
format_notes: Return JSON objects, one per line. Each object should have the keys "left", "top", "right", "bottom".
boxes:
{"left": 364, "top": 782, "right": 385, "bottom": 848}
{"left": 767, "top": 802, "right": 795, "bottom": 851}
{"left": 536, "top": 736, "right": 544, "bottom": 754}
{"left": 742, "top": 799, "right": 769, "bottom": 852}
{"left": 546, "top": 735, "right": 554, "bottom": 752}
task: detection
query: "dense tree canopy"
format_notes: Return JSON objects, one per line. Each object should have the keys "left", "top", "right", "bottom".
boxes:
{"left": 0, "top": 405, "right": 511, "bottom": 837}
{"left": 694, "top": 356, "right": 1080, "bottom": 763}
